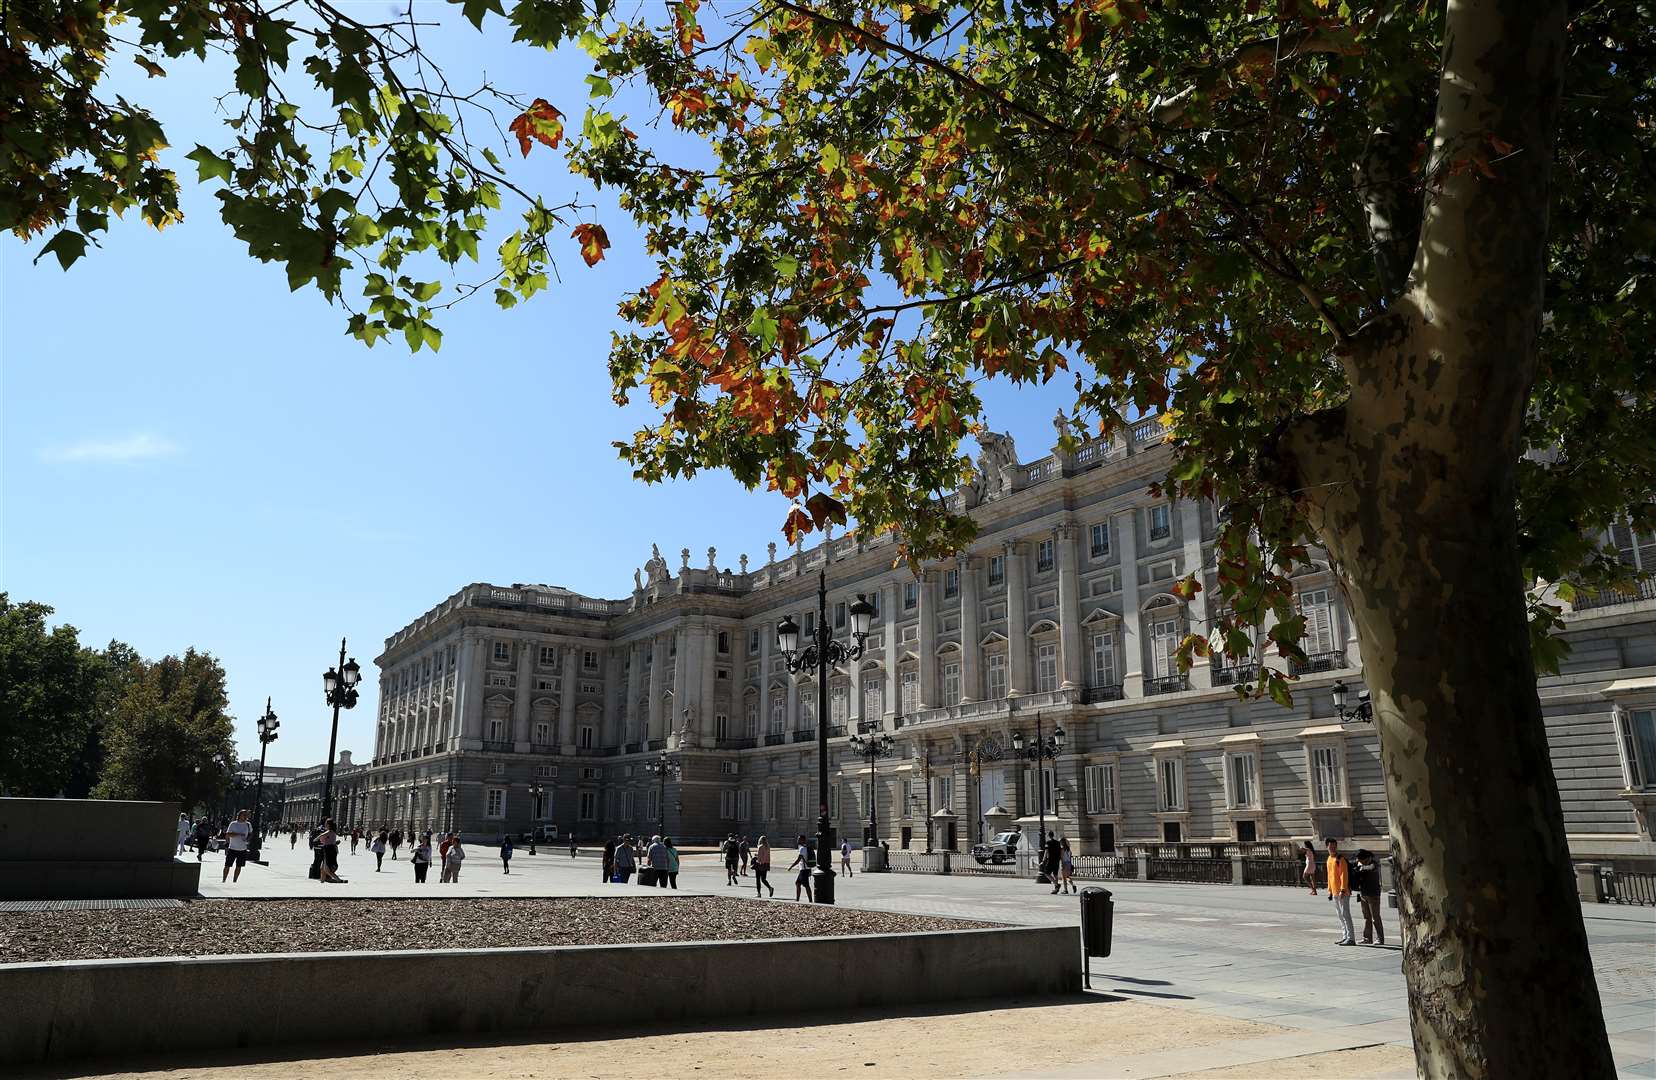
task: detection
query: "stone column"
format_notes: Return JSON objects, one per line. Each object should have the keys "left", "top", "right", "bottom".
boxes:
{"left": 1057, "top": 522, "right": 1083, "bottom": 689}
{"left": 673, "top": 627, "right": 692, "bottom": 737}
{"left": 559, "top": 645, "right": 579, "bottom": 751}
{"left": 1180, "top": 500, "right": 1212, "bottom": 689}
{"left": 603, "top": 648, "right": 625, "bottom": 747}
{"left": 1005, "top": 541, "right": 1030, "bottom": 695}
{"left": 626, "top": 641, "right": 643, "bottom": 746}
{"left": 959, "top": 554, "right": 980, "bottom": 702}
{"left": 851, "top": 655, "right": 865, "bottom": 725}
{"left": 1118, "top": 508, "right": 1144, "bottom": 696}
{"left": 512, "top": 640, "right": 534, "bottom": 750}
{"left": 883, "top": 581, "right": 899, "bottom": 720}
{"left": 787, "top": 655, "right": 800, "bottom": 730}
{"left": 918, "top": 570, "right": 938, "bottom": 708}
{"left": 461, "top": 633, "right": 486, "bottom": 745}
{"left": 758, "top": 619, "right": 772, "bottom": 736}
{"left": 648, "top": 634, "right": 667, "bottom": 742}
{"left": 701, "top": 623, "right": 718, "bottom": 740}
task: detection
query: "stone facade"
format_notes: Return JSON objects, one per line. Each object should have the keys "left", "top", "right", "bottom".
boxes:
{"left": 362, "top": 423, "right": 1656, "bottom": 859}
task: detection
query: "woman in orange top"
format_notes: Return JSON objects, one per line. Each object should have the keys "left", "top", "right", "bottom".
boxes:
{"left": 1326, "top": 838, "right": 1356, "bottom": 945}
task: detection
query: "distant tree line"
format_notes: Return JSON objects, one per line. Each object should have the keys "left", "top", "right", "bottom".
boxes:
{"left": 0, "top": 594, "right": 237, "bottom": 808}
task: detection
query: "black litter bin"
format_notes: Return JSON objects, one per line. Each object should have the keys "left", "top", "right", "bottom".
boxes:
{"left": 1079, "top": 887, "right": 1113, "bottom": 989}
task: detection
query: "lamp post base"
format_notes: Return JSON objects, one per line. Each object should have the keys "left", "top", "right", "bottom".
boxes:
{"left": 814, "top": 824, "right": 838, "bottom": 905}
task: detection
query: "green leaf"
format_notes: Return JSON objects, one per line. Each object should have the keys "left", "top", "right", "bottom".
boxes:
{"left": 36, "top": 230, "right": 87, "bottom": 270}
{"left": 186, "top": 145, "right": 234, "bottom": 183}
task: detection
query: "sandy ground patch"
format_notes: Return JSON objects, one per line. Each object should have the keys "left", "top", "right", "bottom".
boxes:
{"left": 1165, "top": 1044, "right": 1417, "bottom": 1078}
{"left": 38, "top": 996, "right": 1285, "bottom": 1080}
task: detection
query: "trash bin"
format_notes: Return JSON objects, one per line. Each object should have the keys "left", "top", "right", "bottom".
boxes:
{"left": 1079, "top": 887, "right": 1113, "bottom": 989}
{"left": 639, "top": 866, "right": 657, "bottom": 887}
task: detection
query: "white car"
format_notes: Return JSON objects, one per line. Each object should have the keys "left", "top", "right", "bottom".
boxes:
{"left": 971, "top": 830, "right": 1023, "bottom": 865}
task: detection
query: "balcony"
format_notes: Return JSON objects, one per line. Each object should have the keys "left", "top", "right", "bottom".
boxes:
{"left": 1571, "top": 577, "right": 1656, "bottom": 611}
{"left": 1145, "top": 675, "right": 1188, "bottom": 696}
{"left": 624, "top": 742, "right": 642, "bottom": 755}
{"left": 1214, "top": 663, "right": 1260, "bottom": 687}
{"left": 764, "top": 733, "right": 787, "bottom": 746}
{"left": 1149, "top": 524, "right": 1171, "bottom": 541}
{"left": 717, "top": 737, "right": 758, "bottom": 750}
{"left": 827, "top": 724, "right": 847, "bottom": 738}
{"left": 530, "top": 743, "right": 557, "bottom": 755}
{"left": 647, "top": 739, "right": 667, "bottom": 751}
{"left": 792, "top": 730, "right": 816, "bottom": 743}
{"left": 1082, "top": 684, "right": 1124, "bottom": 703}
{"left": 481, "top": 741, "right": 513, "bottom": 753}
{"left": 1291, "top": 651, "right": 1347, "bottom": 675}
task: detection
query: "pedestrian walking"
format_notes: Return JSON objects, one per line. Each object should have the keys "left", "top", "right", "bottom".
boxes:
{"left": 349, "top": 827, "right": 360, "bottom": 855}
{"left": 839, "top": 836, "right": 854, "bottom": 878}
{"left": 289, "top": 826, "right": 298, "bottom": 850}
{"left": 1058, "top": 837, "right": 1076, "bottom": 894}
{"left": 501, "top": 835, "right": 514, "bottom": 875}
{"left": 371, "top": 828, "right": 387, "bottom": 871}
{"left": 647, "top": 835, "right": 671, "bottom": 888}
{"left": 723, "top": 834, "right": 740, "bottom": 885}
{"left": 316, "top": 819, "right": 346, "bottom": 883}
{"left": 220, "top": 810, "right": 253, "bottom": 884}
{"left": 789, "top": 834, "right": 814, "bottom": 902}
{"left": 1326, "top": 838, "right": 1356, "bottom": 945}
{"left": 438, "top": 832, "right": 455, "bottom": 882}
{"left": 613, "top": 835, "right": 636, "bottom": 883}
{"left": 1301, "top": 839, "right": 1320, "bottom": 895}
{"left": 193, "top": 817, "right": 212, "bottom": 862}
{"left": 443, "top": 834, "right": 466, "bottom": 882}
{"left": 388, "top": 829, "right": 402, "bottom": 860}
{"left": 753, "top": 835, "right": 774, "bottom": 897}
{"left": 413, "top": 834, "right": 432, "bottom": 883}
{"left": 664, "top": 836, "right": 680, "bottom": 889}
{"left": 602, "top": 837, "right": 617, "bottom": 883}
{"left": 176, "top": 813, "right": 192, "bottom": 855}
{"left": 1354, "top": 849, "right": 1386, "bottom": 945}
{"left": 569, "top": 836, "right": 579, "bottom": 859}
{"left": 1042, "top": 833, "right": 1063, "bottom": 893}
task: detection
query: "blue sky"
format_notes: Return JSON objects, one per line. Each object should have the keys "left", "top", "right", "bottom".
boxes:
{"left": 2, "top": 3, "right": 1066, "bottom": 768}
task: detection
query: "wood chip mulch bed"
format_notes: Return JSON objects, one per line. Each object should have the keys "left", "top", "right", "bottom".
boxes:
{"left": 0, "top": 895, "right": 1001, "bottom": 964}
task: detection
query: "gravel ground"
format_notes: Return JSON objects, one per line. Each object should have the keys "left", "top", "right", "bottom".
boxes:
{"left": 0, "top": 896, "right": 998, "bottom": 964}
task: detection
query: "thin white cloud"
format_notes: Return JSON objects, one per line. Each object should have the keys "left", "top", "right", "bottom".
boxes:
{"left": 39, "top": 433, "right": 181, "bottom": 464}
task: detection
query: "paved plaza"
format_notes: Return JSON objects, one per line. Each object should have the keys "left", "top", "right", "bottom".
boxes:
{"left": 183, "top": 840, "right": 1656, "bottom": 1077}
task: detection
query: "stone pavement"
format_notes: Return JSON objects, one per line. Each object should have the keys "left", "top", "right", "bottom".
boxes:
{"left": 191, "top": 842, "right": 1655, "bottom": 1077}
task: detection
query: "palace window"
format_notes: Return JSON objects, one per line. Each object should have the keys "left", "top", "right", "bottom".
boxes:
{"left": 534, "top": 721, "right": 551, "bottom": 745}
{"left": 987, "top": 652, "right": 1008, "bottom": 700}
{"left": 487, "top": 718, "right": 505, "bottom": 743}
{"left": 1149, "top": 504, "right": 1172, "bottom": 541}
{"left": 1037, "top": 538, "right": 1055, "bottom": 572}
{"left": 579, "top": 724, "right": 595, "bottom": 749}
{"left": 1036, "top": 643, "right": 1059, "bottom": 693}
{"left": 941, "top": 662, "right": 961, "bottom": 705}
{"left": 1084, "top": 763, "right": 1117, "bottom": 814}
{"left": 491, "top": 762, "right": 506, "bottom": 776}
{"left": 1615, "top": 708, "right": 1656, "bottom": 790}
{"left": 1021, "top": 768, "right": 1054, "bottom": 814}
{"left": 1158, "top": 758, "right": 1184, "bottom": 811}
{"left": 485, "top": 787, "right": 505, "bottom": 818}
{"left": 863, "top": 677, "right": 883, "bottom": 719}
{"left": 1226, "top": 751, "right": 1260, "bottom": 809}
{"left": 715, "top": 712, "right": 730, "bottom": 740}
{"left": 1299, "top": 589, "right": 1337, "bottom": 656}
{"left": 749, "top": 628, "right": 761, "bottom": 654}
{"left": 1090, "top": 522, "right": 1110, "bottom": 558}
{"left": 834, "top": 602, "right": 846, "bottom": 629}
{"left": 904, "top": 583, "right": 918, "bottom": 610}
{"left": 934, "top": 775, "right": 954, "bottom": 812}
{"left": 535, "top": 764, "right": 555, "bottom": 778}
{"left": 944, "top": 568, "right": 959, "bottom": 598}
{"left": 1309, "top": 742, "right": 1346, "bottom": 806}
{"left": 492, "top": 641, "right": 511, "bottom": 662}
{"left": 539, "top": 646, "right": 558, "bottom": 666}
{"left": 718, "top": 631, "right": 730, "bottom": 654}
{"left": 720, "top": 760, "right": 739, "bottom": 775}
{"left": 578, "top": 791, "right": 597, "bottom": 821}
{"left": 745, "top": 697, "right": 759, "bottom": 736}
{"left": 720, "top": 791, "right": 737, "bottom": 819}
{"left": 1091, "top": 632, "right": 1118, "bottom": 687}
{"left": 988, "top": 555, "right": 1005, "bottom": 586}
{"left": 533, "top": 789, "right": 550, "bottom": 819}
{"left": 737, "top": 790, "right": 752, "bottom": 819}
{"left": 830, "top": 685, "right": 848, "bottom": 723}
{"left": 769, "top": 692, "right": 786, "bottom": 734}
{"left": 1150, "top": 617, "right": 1180, "bottom": 679}
{"left": 900, "top": 670, "right": 919, "bottom": 714}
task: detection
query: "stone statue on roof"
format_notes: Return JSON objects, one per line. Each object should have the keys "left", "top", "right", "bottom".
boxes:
{"left": 973, "top": 431, "right": 1019, "bottom": 502}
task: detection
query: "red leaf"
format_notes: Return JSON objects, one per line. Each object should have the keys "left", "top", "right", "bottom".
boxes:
{"left": 509, "top": 99, "right": 564, "bottom": 157}
{"left": 572, "top": 223, "right": 610, "bottom": 267}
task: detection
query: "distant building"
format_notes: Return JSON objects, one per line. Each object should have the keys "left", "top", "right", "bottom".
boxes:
{"left": 353, "top": 422, "right": 1656, "bottom": 859}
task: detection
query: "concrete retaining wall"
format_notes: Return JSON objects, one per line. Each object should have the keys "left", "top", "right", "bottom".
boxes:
{"left": 0, "top": 798, "right": 201, "bottom": 899}
{"left": 1, "top": 923, "right": 1080, "bottom": 1066}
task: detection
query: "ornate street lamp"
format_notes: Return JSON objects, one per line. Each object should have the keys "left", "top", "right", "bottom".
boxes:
{"left": 1331, "top": 680, "right": 1374, "bottom": 723}
{"left": 847, "top": 721, "right": 895, "bottom": 847}
{"left": 319, "top": 639, "right": 361, "bottom": 823}
{"left": 644, "top": 750, "right": 682, "bottom": 834}
{"left": 250, "top": 698, "right": 279, "bottom": 862}
{"left": 444, "top": 786, "right": 458, "bottom": 834}
{"left": 1013, "top": 713, "right": 1066, "bottom": 882}
{"left": 777, "top": 574, "right": 874, "bottom": 905}
{"left": 528, "top": 780, "right": 544, "bottom": 853}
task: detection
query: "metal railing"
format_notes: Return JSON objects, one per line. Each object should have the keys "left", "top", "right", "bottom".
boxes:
{"left": 887, "top": 851, "right": 949, "bottom": 874}
{"left": 764, "top": 733, "right": 787, "bottom": 746}
{"left": 1242, "top": 857, "right": 1326, "bottom": 888}
{"left": 1145, "top": 675, "right": 1187, "bottom": 696}
{"left": 1214, "top": 663, "right": 1260, "bottom": 686}
{"left": 647, "top": 739, "right": 667, "bottom": 751}
{"left": 1572, "top": 578, "right": 1656, "bottom": 611}
{"left": 1147, "top": 856, "right": 1233, "bottom": 884}
{"left": 481, "top": 741, "right": 513, "bottom": 753}
{"left": 1599, "top": 865, "right": 1656, "bottom": 906}
{"left": 792, "top": 730, "right": 815, "bottom": 743}
{"left": 1071, "top": 854, "right": 1137, "bottom": 880}
{"left": 1083, "top": 684, "right": 1124, "bottom": 703}
{"left": 624, "top": 742, "right": 642, "bottom": 755}
{"left": 1292, "top": 650, "right": 1348, "bottom": 675}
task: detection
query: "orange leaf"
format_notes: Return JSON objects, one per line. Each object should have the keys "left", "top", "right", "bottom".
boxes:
{"left": 572, "top": 223, "right": 610, "bottom": 266}
{"left": 509, "top": 99, "right": 564, "bottom": 157}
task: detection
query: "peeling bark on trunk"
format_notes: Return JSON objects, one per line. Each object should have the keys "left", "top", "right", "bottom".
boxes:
{"left": 1272, "top": 1, "right": 1616, "bottom": 1076}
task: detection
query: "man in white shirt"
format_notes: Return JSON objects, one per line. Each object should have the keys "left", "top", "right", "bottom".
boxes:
{"left": 176, "top": 813, "right": 192, "bottom": 855}
{"left": 222, "top": 809, "right": 253, "bottom": 883}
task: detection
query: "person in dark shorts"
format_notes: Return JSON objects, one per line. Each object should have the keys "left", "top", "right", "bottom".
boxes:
{"left": 789, "top": 834, "right": 814, "bottom": 902}
{"left": 221, "top": 809, "right": 253, "bottom": 883}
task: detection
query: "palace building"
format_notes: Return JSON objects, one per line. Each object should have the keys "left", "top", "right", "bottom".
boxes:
{"left": 353, "top": 421, "right": 1656, "bottom": 861}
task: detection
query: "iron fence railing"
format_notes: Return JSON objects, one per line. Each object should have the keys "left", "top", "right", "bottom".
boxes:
{"left": 1146, "top": 857, "right": 1234, "bottom": 884}
{"left": 1599, "top": 865, "right": 1656, "bottom": 906}
{"left": 1145, "top": 675, "right": 1188, "bottom": 696}
{"left": 886, "top": 851, "right": 949, "bottom": 874}
{"left": 1292, "top": 650, "right": 1348, "bottom": 675}
{"left": 1241, "top": 857, "right": 1326, "bottom": 888}
{"left": 1071, "top": 854, "right": 1136, "bottom": 880}
{"left": 1083, "top": 684, "right": 1125, "bottom": 703}
{"left": 1571, "top": 578, "right": 1656, "bottom": 610}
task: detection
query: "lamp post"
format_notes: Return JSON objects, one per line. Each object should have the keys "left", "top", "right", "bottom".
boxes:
{"left": 778, "top": 577, "right": 875, "bottom": 905}
{"left": 847, "top": 721, "right": 894, "bottom": 847}
{"left": 444, "top": 786, "right": 457, "bottom": 834}
{"left": 644, "top": 750, "right": 681, "bottom": 834}
{"left": 528, "top": 781, "right": 544, "bottom": 854}
{"left": 1012, "top": 713, "right": 1066, "bottom": 882}
{"left": 250, "top": 698, "right": 279, "bottom": 862}
{"left": 1331, "top": 680, "right": 1375, "bottom": 723}
{"left": 319, "top": 638, "right": 361, "bottom": 823}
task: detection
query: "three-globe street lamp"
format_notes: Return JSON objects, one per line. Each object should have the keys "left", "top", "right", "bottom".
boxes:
{"left": 644, "top": 750, "right": 682, "bottom": 835}
{"left": 847, "top": 721, "right": 895, "bottom": 848}
{"left": 444, "top": 786, "right": 458, "bottom": 834}
{"left": 1331, "top": 680, "right": 1375, "bottom": 724}
{"left": 249, "top": 698, "right": 279, "bottom": 862}
{"left": 1013, "top": 714, "right": 1066, "bottom": 882}
{"left": 528, "top": 781, "right": 544, "bottom": 854}
{"left": 777, "top": 574, "right": 876, "bottom": 905}
{"left": 319, "top": 638, "right": 361, "bottom": 824}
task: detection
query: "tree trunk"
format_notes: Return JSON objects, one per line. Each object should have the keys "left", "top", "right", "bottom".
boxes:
{"left": 1272, "top": 0, "right": 1616, "bottom": 1076}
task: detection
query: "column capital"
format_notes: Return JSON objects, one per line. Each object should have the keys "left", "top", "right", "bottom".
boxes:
{"left": 1055, "top": 521, "right": 1080, "bottom": 541}
{"left": 1002, "top": 538, "right": 1025, "bottom": 555}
